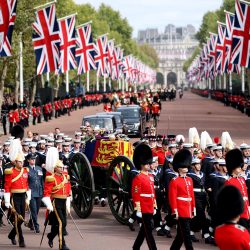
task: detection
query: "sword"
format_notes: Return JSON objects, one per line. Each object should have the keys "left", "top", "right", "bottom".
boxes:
{"left": 40, "top": 213, "right": 50, "bottom": 247}
{"left": 68, "top": 212, "right": 84, "bottom": 240}
{"left": 0, "top": 205, "right": 14, "bottom": 228}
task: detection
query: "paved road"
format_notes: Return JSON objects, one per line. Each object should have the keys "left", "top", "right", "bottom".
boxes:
{"left": 1, "top": 91, "right": 249, "bottom": 249}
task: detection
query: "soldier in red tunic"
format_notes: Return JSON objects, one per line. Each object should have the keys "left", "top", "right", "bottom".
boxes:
{"left": 132, "top": 144, "right": 157, "bottom": 250}
{"left": 215, "top": 185, "right": 250, "bottom": 249}
{"left": 168, "top": 149, "right": 196, "bottom": 250}
{"left": 224, "top": 148, "right": 250, "bottom": 230}
{"left": 4, "top": 138, "right": 31, "bottom": 248}
{"left": 42, "top": 147, "right": 71, "bottom": 250}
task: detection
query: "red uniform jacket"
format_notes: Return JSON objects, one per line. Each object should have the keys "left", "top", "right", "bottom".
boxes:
{"left": 4, "top": 167, "right": 29, "bottom": 193}
{"left": 13, "top": 110, "right": 20, "bottom": 123}
{"left": 152, "top": 147, "right": 171, "bottom": 165}
{"left": 169, "top": 176, "right": 195, "bottom": 218}
{"left": 44, "top": 173, "right": 71, "bottom": 199}
{"left": 32, "top": 107, "right": 37, "bottom": 117}
{"left": 215, "top": 223, "right": 250, "bottom": 250}
{"left": 104, "top": 103, "right": 112, "bottom": 112}
{"left": 8, "top": 111, "right": 14, "bottom": 123}
{"left": 36, "top": 106, "right": 41, "bottom": 116}
{"left": 54, "top": 101, "right": 59, "bottom": 111}
{"left": 151, "top": 103, "right": 160, "bottom": 114}
{"left": 132, "top": 172, "right": 156, "bottom": 213}
{"left": 20, "top": 109, "right": 26, "bottom": 119}
{"left": 225, "top": 177, "right": 250, "bottom": 220}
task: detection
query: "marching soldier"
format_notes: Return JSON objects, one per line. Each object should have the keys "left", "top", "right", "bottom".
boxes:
{"left": 132, "top": 144, "right": 157, "bottom": 250}
{"left": 42, "top": 147, "right": 71, "bottom": 250}
{"left": 215, "top": 185, "right": 250, "bottom": 249}
{"left": 4, "top": 146, "right": 31, "bottom": 248}
{"left": 225, "top": 148, "right": 250, "bottom": 231}
{"left": 168, "top": 149, "right": 196, "bottom": 250}
{"left": 0, "top": 154, "right": 5, "bottom": 226}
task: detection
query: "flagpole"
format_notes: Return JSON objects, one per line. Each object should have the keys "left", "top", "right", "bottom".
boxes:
{"left": 46, "top": 72, "right": 50, "bottom": 84}
{"left": 208, "top": 78, "right": 211, "bottom": 99}
{"left": 122, "top": 76, "right": 125, "bottom": 93}
{"left": 103, "top": 75, "right": 106, "bottom": 92}
{"left": 229, "top": 72, "right": 232, "bottom": 92}
{"left": 223, "top": 74, "right": 226, "bottom": 90}
{"left": 242, "top": 67, "right": 245, "bottom": 93}
{"left": 66, "top": 71, "right": 69, "bottom": 94}
{"left": 108, "top": 77, "right": 111, "bottom": 91}
{"left": 34, "top": 0, "right": 57, "bottom": 10}
{"left": 118, "top": 78, "right": 121, "bottom": 90}
{"left": 76, "top": 20, "right": 92, "bottom": 29}
{"left": 57, "top": 13, "right": 77, "bottom": 21}
{"left": 19, "top": 33, "right": 24, "bottom": 103}
{"left": 96, "top": 73, "right": 99, "bottom": 92}
{"left": 87, "top": 71, "right": 90, "bottom": 92}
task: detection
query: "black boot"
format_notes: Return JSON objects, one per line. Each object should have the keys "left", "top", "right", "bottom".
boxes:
{"left": 47, "top": 234, "right": 53, "bottom": 248}
{"left": 60, "top": 244, "right": 70, "bottom": 250}
{"left": 8, "top": 235, "right": 17, "bottom": 245}
{"left": 19, "top": 241, "right": 26, "bottom": 248}
{"left": 190, "top": 235, "right": 199, "bottom": 242}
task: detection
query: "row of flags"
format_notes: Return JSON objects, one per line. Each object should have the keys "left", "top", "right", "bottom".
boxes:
{"left": 187, "top": 0, "right": 249, "bottom": 83}
{"left": 0, "top": 1, "right": 156, "bottom": 84}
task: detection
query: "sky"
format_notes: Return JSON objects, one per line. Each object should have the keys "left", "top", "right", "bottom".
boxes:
{"left": 74, "top": 0, "right": 223, "bottom": 37}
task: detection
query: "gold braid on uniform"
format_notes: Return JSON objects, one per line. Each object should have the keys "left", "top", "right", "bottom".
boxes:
{"left": 53, "top": 200, "right": 63, "bottom": 249}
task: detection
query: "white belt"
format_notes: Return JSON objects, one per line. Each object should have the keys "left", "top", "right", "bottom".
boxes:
{"left": 140, "top": 194, "right": 154, "bottom": 198}
{"left": 243, "top": 196, "right": 248, "bottom": 201}
{"left": 193, "top": 188, "right": 205, "bottom": 193}
{"left": 177, "top": 197, "right": 192, "bottom": 201}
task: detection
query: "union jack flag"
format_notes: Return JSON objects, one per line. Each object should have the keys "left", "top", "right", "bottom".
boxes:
{"left": 0, "top": 0, "right": 17, "bottom": 57}
{"left": 225, "top": 11, "right": 241, "bottom": 74}
{"left": 107, "top": 39, "right": 114, "bottom": 77}
{"left": 75, "top": 23, "right": 96, "bottom": 75}
{"left": 94, "top": 34, "right": 108, "bottom": 76}
{"left": 123, "top": 55, "right": 132, "bottom": 80}
{"left": 32, "top": 4, "right": 61, "bottom": 75}
{"left": 216, "top": 22, "right": 226, "bottom": 75}
{"left": 231, "top": 0, "right": 250, "bottom": 69}
{"left": 112, "top": 46, "right": 121, "bottom": 80}
{"left": 208, "top": 33, "right": 217, "bottom": 80}
{"left": 58, "top": 15, "right": 77, "bottom": 73}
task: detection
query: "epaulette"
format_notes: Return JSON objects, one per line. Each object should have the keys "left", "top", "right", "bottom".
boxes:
{"left": 24, "top": 167, "right": 29, "bottom": 173}
{"left": 67, "top": 175, "right": 70, "bottom": 181}
{"left": 172, "top": 176, "right": 178, "bottom": 181}
{"left": 235, "top": 224, "right": 246, "bottom": 232}
{"left": 4, "top": 167, "right": 13, "bottom": 175}
{"left": 45, "top": 175, "right": 55, "bottom": 183}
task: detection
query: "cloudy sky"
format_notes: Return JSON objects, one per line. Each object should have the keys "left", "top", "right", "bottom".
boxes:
{"left": 74, "top": 0, "right": 223, "bottom": 37}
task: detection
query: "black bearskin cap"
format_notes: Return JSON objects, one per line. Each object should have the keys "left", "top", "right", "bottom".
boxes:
{"left": 216, "top": 185, "right": 244, "bottom": 222}
{"left": 11, "top": 124, "right": 24, "bottom": 140}
{"left": 173, "top": 149, "right": 192, "bottom": 172}
{"left": 133, "top": 143, "right": 153, "bottom": 170}
{"left": 225, "top": 148, "right": 244, "bottom": 175}
{"left": 12, "top": 103, "right": 18, "bottom": 110}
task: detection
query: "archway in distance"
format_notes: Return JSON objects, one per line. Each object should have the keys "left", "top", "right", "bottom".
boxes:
{"left": 167, "top": 72, "right": 177, "bottom": 87}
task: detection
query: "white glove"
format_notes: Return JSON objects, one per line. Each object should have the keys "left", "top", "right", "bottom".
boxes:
{"left": 153, "top": 209, "right": 157, "bottom": 215}
{"left": 4, "top": 193, "right": 12, "bottom": 208}
{"left": 193, "top": 208, "right": 196, "bottom": 217}
{"left": 42, "top": 197, "right": 53, "bottom": 212}
{"left": 174, "top": 209, "right": 179, "bottom": 219}
{"left": 136, "top": 211, "right": 142, "bottom": 218}
{"left": 66, "top": 197, "right": 71, "bottom": 214}
{"left": 26, "top": 190, "right": 31, "bottom": 206}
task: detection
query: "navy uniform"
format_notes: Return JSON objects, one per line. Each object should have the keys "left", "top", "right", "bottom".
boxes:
{"left": 201, "top": 144, "right": 216, "bottom": 182}
{"left": 27, "top": 153, "right": 44, "bottom": 233}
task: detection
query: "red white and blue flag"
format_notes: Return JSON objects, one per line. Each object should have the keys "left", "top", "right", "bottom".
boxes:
{"left": 94, "top": 34, "right": 108, "bottom": 76}
{"left": 75, "top": 22, "right": 96, "bottom": 75}
{"left": 231, "top": 0, "right": 250, "bottom": 69}
{"left": 123, "top": 55, "right": 132, "bottom": 80}
{"left": 208, "top": 33, "right": 217, "bottom": 80}
{"left": 216, "top": 22, "right": 226, "bottom": 75}
{"left": 0, "top": 0, "right": 17, "bottom": 57}
{"left": 225, "top": 11, "right": 241, "bottom": 74}
{"left": 112, "top": 46, "right": 121, "bottom": 80}
{"left": 58, "top": 14, "right": 77, "bottom": 73}
{"left": 32, "top": 3, "right": 61, "bottom": 75}
{"left": 107, "top": 39, "right": 114, "bottom": 77}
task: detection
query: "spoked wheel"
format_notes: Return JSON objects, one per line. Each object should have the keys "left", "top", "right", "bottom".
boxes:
{"left": 69, "top": 152, "right": 95, "bottom": 218}
{"left": 107, "top": 156, "right": 134, "bottom": 224}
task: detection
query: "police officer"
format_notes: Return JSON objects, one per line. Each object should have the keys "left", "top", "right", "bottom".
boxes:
{"left": 27, "top": 153, "right": 44, "bottom": 233}
{"left": 132, "top": 144, "right": 157, "bottom": 250}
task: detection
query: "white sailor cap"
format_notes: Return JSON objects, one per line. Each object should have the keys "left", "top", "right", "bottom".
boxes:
{"left": 29, "top": 142, "right": 37, "bottom": 148}
{"left": 3, "top": 141, "right": 11, "bottom": 146}
{"left": 169, "top": 143, "right": 177, "bottom": 148}
{"left": 75, "top": 131, "right": 82, "bottom": 136}
{"left": 212, "top": 145, "right": 223, "bottom": 151}
{"left": 183, "top": 143, "right": 193, "bottom": 149}
{"left": 22, "top": 141, "right": 30, "bottom": 146}
{"left": 62, "top": 141, "right": 71, "bottom": 146}
{"left": 8, "top": 136, "right": 15, "bottom": 141}
{"left": 64, "top": 137, "right": 72, "bottom": 142}
{"left": 38, "top": 140, "right": 46, "bottom": 144}
{"left": 55, "top": 139, "right": 63, "bottom": 144}
{"left": 73, "top": 139, "right": 81, "bottom": 143}
{"left": 40, "top": 135, "right": 48, "bottom": 139}
{"left": 191, "top": 158, "right": 201, "bottom": 164}
{"left": 217, "top": 159, "right": 226, "bottom": 165}
{"left": 23, "top": 138, "right": 32, "bottom": 143}
{"left": 240, "top": 143, "right": 250, "bottom": 150}
{"left": 152, "top": 156, "right": 158, "bottom": 163}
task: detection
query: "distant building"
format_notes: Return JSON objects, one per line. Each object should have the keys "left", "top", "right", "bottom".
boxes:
{"left": 137, "top": 24, "right": 198, "bottom": 87}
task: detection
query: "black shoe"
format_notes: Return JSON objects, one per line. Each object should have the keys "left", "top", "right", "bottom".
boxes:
{"left": 47, "top": 235, "right": 53, "bottom": 248}
{"left": 8, "top": 236, "right": 17, "bottom": 245}
{"left": 63, "top": 230, "right": 69, "bottom": 236}
{"left": 60, "top": 245, "right": 70, "bottom": 250}
{"left": 190, "top": 235, "right": 199, "bottom": 242}
{"left": 128, "top": 222, "right": 135, "bottom": 231}
{"left": 164, "top": 229, "right": 172, "bottom": 238}
{"left": 94, "top": 198, "right": 100, "bottom": 205}
{"left": 19, "top": 241, "right": 26, "bottom": 248}
{"left": 101, "top": 200, "right": 106, "bottom": 207}
{"left": 205, "top": 236, "right": 216, "bottom": 245}
{"left": 35, "top": 228, "right": 40, "bottom": 234}
{"left": 157, "top": 228, "right": 165, "bottom": 236}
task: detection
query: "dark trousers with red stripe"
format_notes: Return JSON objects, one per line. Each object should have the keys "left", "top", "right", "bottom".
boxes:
{"left": 133, "top": 213, "right": 157, "bottom": 250}
{"left": 170, "top": 218, "right": 193, "bottom": 250}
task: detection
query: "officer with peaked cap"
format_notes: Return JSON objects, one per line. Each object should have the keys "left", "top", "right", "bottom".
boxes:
{"left": 240, "top": 143, "right": 250, "bottom": 161}
{"left": 169, "top": 149, "right": 195, "bottom": 250}
{"left": 225, "top": 149, "right": 250, "bottom": 230}
{"left": 132, "top": 144, "right": 157, "bottom": 250}
{"left": 215, "top": 185, "right": 250, "bottom": 249}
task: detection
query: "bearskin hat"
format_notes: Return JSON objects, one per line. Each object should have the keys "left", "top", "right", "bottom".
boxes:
{"left": 11, "top": 124, "right": 24, "bottom": 140}
{"left": 133, "top": 143, "right": 153, "bottom": 170}
{"left": 225, "top": 148, "right": 244, "bottom": 175}
{"left": 12, "top": 103, "right": 18, "bottom": 110}
{"left": 216, "top": 185, "right": 244, "bottom": 222}
{"left": 173, "top": 149, "right": 192, "bottom": 172}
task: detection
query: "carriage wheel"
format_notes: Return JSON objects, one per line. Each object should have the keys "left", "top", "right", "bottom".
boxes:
{"left": 107, "top": 156, "right": 134, "bottom": 225}
{"left": 69, "top": 153, "right": 95, "bottom": 218}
